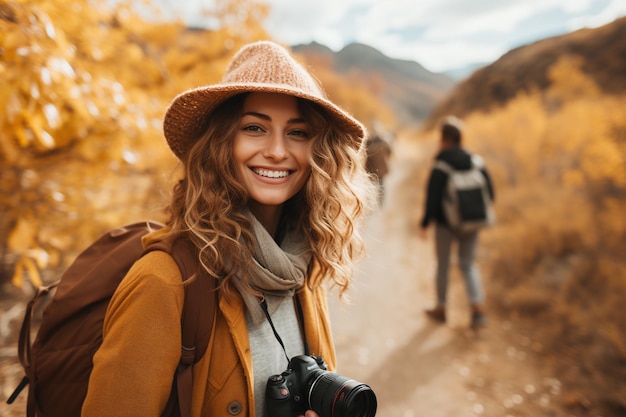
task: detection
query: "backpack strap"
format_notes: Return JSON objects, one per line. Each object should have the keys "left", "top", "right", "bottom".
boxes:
{"left": 470, "top": 154, "right": 485, "bottom": 169}
{"left": 16, "top": 281, "right": 59, "bottom": 379}
{"left": 434, "top": 159, "right": 453, "bottom": 174}
{"left": 435, "top": 155, "right": 484, "bottom": 173}
{"left": 11, "top": 281, "right": 60, "bottom": 415}
{"left": 147, "top": 237, "right": 217, "bottom": 417}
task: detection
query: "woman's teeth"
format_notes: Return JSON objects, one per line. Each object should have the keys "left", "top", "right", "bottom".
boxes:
{"left": 253, "top": 168, "right": 289, "bottom": 178}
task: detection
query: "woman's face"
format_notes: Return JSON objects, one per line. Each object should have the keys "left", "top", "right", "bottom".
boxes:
{"left": 233, "top": 92, "right": 313, "bottom": 212}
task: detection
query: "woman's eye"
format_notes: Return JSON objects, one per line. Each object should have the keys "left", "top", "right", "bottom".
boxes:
{"left": 242, "top": 124, "right": 264, "bottom": 133}
{"left": 289, "top": 129, "right": 311, "bottom": 139}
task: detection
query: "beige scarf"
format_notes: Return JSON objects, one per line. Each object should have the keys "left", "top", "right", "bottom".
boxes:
{"left": 232, "top": 210, "right": 311, "bottom": 326}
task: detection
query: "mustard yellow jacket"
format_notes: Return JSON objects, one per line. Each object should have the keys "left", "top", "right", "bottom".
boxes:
{"left": 81, "top": 250, "right": 336, "bottom": 417}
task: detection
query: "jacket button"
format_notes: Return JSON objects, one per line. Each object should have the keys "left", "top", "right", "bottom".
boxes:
{"left": 227, "top": 401, "right": 242, "bottom": 415}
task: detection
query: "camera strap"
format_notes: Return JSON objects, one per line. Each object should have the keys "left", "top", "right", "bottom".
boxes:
{"left": 260, "top": 295, "right": 310, "bottom": 365}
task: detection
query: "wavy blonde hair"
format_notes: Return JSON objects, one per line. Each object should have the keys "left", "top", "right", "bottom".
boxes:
{"left": 152, "top": 93, "right": 376, "bottom": 296}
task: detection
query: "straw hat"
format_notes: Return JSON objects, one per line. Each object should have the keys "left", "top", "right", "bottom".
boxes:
{"left": 163, "top": 40, "right": 365, "bottom": 160}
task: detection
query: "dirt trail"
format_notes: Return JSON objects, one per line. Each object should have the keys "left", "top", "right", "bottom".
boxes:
{"left": 327, "top": 138, "right": 569, "bottom": 417}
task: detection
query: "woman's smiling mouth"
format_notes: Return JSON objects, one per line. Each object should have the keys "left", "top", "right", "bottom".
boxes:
{"left": 251, "top": 168, "right": 291, "bottom": 179}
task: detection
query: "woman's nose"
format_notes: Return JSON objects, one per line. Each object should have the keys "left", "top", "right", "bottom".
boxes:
{"left": 263, "top": 133, "right": 288, "bottom": 160}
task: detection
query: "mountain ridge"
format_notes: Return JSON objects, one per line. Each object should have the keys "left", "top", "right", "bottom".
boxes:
{"left": 425, "top": 16, "right": 626, "bottom": 129}
{"left": 292, "top": 42, "right": 456, "bottom": 128}
{"left": 292, "top": 16, "right": 626, "bottom": 132}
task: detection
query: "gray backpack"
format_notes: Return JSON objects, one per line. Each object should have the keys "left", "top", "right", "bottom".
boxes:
{"left": 435, "top": 155, "right": 495, "bottom": 234}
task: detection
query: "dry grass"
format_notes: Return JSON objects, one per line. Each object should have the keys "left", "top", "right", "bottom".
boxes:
{"left": 481, "top": 188, "right": 626, "bottom": 415}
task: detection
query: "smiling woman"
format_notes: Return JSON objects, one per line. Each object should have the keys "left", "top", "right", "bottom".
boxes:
{"left": 81, "top": 40, "right": 378, "bottom": 417}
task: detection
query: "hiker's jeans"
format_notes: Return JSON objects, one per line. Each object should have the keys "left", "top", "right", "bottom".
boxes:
{"left": 434, "top": 224, "right": 485, "bottom": 306}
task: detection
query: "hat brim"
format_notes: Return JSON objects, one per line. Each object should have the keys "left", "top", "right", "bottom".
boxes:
{"left": 163, "top": 83, "right": 365, "bottom": 160}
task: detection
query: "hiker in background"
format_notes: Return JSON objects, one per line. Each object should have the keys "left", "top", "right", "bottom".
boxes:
{"left": 365, "top": 133, "right": 392, "bottom": 206}
{"left": 82, "top": 41, "right": 376, "bottom": 417}
{"left": 419, "top": 115, "right": 494, "bottom": 328}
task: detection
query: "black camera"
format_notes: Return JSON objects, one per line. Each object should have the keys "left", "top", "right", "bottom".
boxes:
{"left": 265, "top": 354, "right": 377, "bottom": 417}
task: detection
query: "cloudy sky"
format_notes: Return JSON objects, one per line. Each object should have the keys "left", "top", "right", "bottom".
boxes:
{"left": 151, "top": 0, "right": 626, "bottom": 73}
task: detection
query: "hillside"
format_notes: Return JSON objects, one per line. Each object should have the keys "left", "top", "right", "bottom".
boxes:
{"left": 425, "top": 16, "right": 626, "bottom": 129}
{"left": 293, "top": 42, "right": 455, "bottom": 128}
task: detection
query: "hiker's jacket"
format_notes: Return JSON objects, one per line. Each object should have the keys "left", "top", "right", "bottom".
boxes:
{"left": 82, "top": 250, "right": 336, "bottom": 417}
{"left": 420, "top": 147, "right": 495, "bottom": 229}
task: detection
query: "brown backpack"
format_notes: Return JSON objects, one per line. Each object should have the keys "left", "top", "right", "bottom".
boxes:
{"left": 7, "top": 221, "right": 217, "bottom": 417}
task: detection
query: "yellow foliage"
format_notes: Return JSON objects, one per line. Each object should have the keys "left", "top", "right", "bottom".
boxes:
{"left": 11, "top": 257, "right": 43, "bottom": 289}
{"left": 7, "top": 216, "right": 36, "bottom": 252}
{"left": 581, "top": 132, "right": 626, "bottom": 186}
{"left": 546, "top": 55, "right": 601, "bottom": 102}
{"left": 465, "top": 54, "right": 626, "bottom": 194}
{"left": 7, "top": 217, "right": 46, "bottom": 288}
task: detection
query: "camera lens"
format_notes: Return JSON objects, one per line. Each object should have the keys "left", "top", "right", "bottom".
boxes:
{"left": 308, "top": 372, "right": 377, "bottom": 417}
